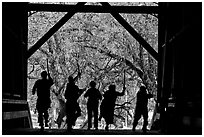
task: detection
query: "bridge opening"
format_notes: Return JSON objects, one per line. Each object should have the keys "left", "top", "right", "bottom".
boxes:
{"left": 27, "top": 2, "right": 158, "bottom": 130}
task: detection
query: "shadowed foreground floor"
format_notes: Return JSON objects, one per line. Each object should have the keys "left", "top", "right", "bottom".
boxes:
{"left": 3, "top": 128, "right": 161, "bottom": 135}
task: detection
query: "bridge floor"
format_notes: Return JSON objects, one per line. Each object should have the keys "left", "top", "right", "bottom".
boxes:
{"left": 3, "top": 128, "right": 161, "bottom": 135}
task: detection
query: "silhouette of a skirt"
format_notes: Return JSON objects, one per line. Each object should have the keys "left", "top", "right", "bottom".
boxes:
{"left": 100, "top": 101, "right": 114, "bottom": 124}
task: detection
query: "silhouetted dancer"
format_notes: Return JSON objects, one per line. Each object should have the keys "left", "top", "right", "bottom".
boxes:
{"left": 132, "top": 85, "right": 153, "bottom": 133}
{"left": 84, "top": 81, "right": 102, "bottom": 130}
{"left": 99, "top": 84, "right": 126, "bottom": 131}
{"left": 32, "top": 71, "right": 54, "bottom": 131}
{"left": 65, "top": 76, "right": 85, "bottom": 131}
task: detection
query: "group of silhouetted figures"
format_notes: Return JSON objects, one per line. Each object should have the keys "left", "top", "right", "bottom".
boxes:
{"left": 32, "top": 71, "right": 153, "bottom": 133}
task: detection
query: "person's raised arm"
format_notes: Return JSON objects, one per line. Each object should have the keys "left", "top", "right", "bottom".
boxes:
{"left": 73, "top": 62, "right": 81, "bottom": 83}
{"left": 122, "top": 74, "right": 126, "bottom": 94}
{"left": 118, "top": 70, "right": 126, "bottom": 96}
{"left": 47, "top": 58, "right": 54, "bottom": 85}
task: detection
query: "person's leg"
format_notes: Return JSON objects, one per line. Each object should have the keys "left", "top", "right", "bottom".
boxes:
{"left": 37, "top": 102, "right": 44, "bottom": 129}
{"left": 38, "top": 110, "right": 44, "bottom": 129}
{"left": 142, "top": 109, "right": 148, "bottom": 133}
{"left": 66, "top": 113, "right": 73, "bottom": 131}
{"left": 72, "top": 114, "right": 77, "bottom": 127}
{"left": 105, "top": 123, "right": 109, "bottom": 131}
{"left": 105, "top": 118, "right": 109, "bottom": 131}
{"left": 132, "top": 109, "right": 142, "bottom": 131}
{"left": 44, "top": 109, "right": 49, "bottom": 127}
{"left": 87, "top": 107, "right": 92, "bottom": 130}
{"left": 66, "top": 104, "right": 73, "bottom": 131}
{"left": 104, "top": 110, "right": 114, "bottom": 131}
{"left": 56, "top": 111, "right": 63, "bottom": 128}
{"left": 71, "top": 104, "right": 81, "bottom": 127}
{"left": 94, "top": 106, "right": 98, "bottom": 129}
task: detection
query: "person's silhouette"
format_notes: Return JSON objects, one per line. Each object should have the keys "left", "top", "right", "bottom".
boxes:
{"left": 65, "top": 76, "right": 85, "bottom": 131}
{"left": 84, "top": 81, "right": 102, "bottom": 130}
{"left": 99, "top": 84, "right": 125, "bottom": 131}
{"left": 132, "top": 85, "right": 153, "bottom": 133}
{"left": 32, "top": 71, "right": 53, "bottom": 130}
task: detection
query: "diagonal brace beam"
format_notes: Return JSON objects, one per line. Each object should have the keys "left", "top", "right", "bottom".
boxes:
{"left": 26, "top": 2, "right": 86, "bottom": 59}
{"left": 100, "top": 2, "right": 158, "bottom": 61}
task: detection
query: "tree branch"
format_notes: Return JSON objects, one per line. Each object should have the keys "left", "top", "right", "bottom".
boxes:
{"left": 39, "top": 47, "right": 50, "bottom": 57}
{"left": 84, "top": 45, "right": 143, "bottom": 78}
{"left": 103, "top": 56, "right": 112, "bottom": 70}
{"left": 28, "top": 64, "right": 35, "bottom": 75}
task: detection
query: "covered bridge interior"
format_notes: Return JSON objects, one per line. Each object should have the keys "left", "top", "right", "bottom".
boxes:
{"left": 2, "top": 2, "right": 202, "bottom": 135}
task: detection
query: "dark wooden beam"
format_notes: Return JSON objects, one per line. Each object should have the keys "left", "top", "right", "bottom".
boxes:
{"left": 26, "top": 2, "right": 86, "bottom": 58}
{"left": 28, "top": 3, "right": 158, "bottom": 14}
{"left": 100, "top": 2, "right": 158, "bottom": 61}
